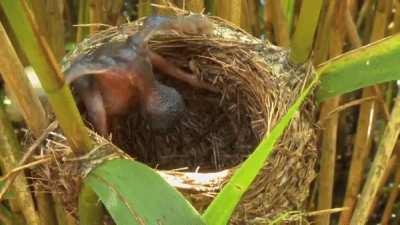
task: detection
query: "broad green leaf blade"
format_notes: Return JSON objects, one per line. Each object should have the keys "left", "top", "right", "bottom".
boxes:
{"left": 317, "top": 34, "right": 400, "bottom": 101}
{"left": 84, "top": 159, "right": 204, "bottom": 225}
{"left": 202, "top": 70, "right": 319, "bottom": 225}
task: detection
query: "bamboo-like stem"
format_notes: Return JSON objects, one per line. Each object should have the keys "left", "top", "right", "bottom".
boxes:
{"left": 103, "top": 0, "right": 124, "bottom": 24}
{"left": 213, "top": 0, "right": 242, "bottom": 27}
{"left": 350, "top": 98, "right": 400, "bottom": 225}
{"left": 0, "top": 204, "right": 25, "bottom": 225}
{"left": 88, "top": 0, "right": 104, "bottom": 34}
{"left": 361, "top": 1, "right": 376, "bottom": 40}
{"left": 0, "top": 204, "right": 14, "bottom": 225}
{"left": 0, "top": 22, "right": 48, "bottom": 138}
{"left": 0, "top": 0, "right": 93, "bottom": 153}
{"left": 264, "top": 1, "right": 273, "bottom": 40}
{"left": 315, "top": 2, "right": 346, "bottom": 225}
{"left": 138, "top": 0, "right": 152, "bottom": 18}
{"left": 270, "top": 0, "right": 289, "bottom": 47}
{"left": 394, "top": 0, "right": 400, "bottom": 32}
{"left": 316, "top": 99, "right": 339, "bottom": 225}
{"left": 337, "top": 88, "right": 376, "bottom": 225}
{"left": 176, "top": 0, "right": 204, "bottom": 13}
{"left": 380, "top": 149, "right": 400, "bottom": 225}
{"left": 29, "top": 0, "right": 65, "bottom": 60}
{"left": 345, "top": 9, "right": 362, "bottom": 48}
{"left": 289, "top": 0, "right": 324, "bottom": 64}
{"left": 239, "top": 0, "right": 250, "bottom": 32}
{"left": 347, "top": 0, "right": 358, "bottom": 18}
{"left": 245, "top": 0, "right": 260, "bottom": 36}
{"left": 1, "top": 2, "right": 103, "bottom": 225}
{"left": 370, "top": 0, "right": 392, "bottom": 42}
{"left": 0, "top": 101, "right": 40, "bottom": 225}
{"left": 53, "top": 194, "right": 77, "bottom": 225}
{"left": 152, "top": 0, "right": 177, "bottom": 16}
{"left": 313, "top": 1, "right": 336, "bottom": 64}
{"left": 282, "top": 0, "right": 295, "bottom": 34}
{"left": 340, "top": 1, "right": 392, "bottom": 223}
{"left": 76, "top": 0, "right": 90, "bottom": 42}
{"left": 239, "top": 0, "right": 261, "bottom": 36}
{"left": 356, "top": 0, "right": 371, "bottom": 30}
{"left": 367, "top": 151, "right": 398, "bottom": 217}
{"left": 35, "top": 191, "right": 58, "bottom": 225}
{"left": 0, "top": 20, "right": 58, "bottom": 225}
{"left": 79, "top": 183, "right": 104, "bottom": 225}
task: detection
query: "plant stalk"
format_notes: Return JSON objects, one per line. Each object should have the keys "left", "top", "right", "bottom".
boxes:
{"left": 315, "top": 2, "right": 346, "bottom": 225}
{"left": 270, "top": 0, "right": 289, "bottom": 47}
{"left": 350, "top": 98, "right": 400, "bottom": 225}
{"left": 289, "top": 0, "right": 323, "bottom": 64}
{"left": 0, "top": 101, "right": 40, "bottom": 225}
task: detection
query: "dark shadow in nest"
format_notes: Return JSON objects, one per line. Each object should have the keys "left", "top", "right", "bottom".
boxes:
{"left": 107, "top": 67, "right": 258, "bottom": 171}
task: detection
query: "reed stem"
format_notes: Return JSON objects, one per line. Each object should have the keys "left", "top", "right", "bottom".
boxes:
{"left": 289, "top": 0, "right": 323, "bottom": 64}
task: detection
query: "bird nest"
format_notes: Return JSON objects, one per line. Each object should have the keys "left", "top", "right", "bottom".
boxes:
{"left": 33, "top": 15, "right": 318, "bottom": 224}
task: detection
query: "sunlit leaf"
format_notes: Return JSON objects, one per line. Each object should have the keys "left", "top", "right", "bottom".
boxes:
{"left": 317, "top": 34, "right": 400, "bottom": 101}
{"left": 202, "top": 68, "right": 319, "bottom": 225}
{"left": 84, "top": 159, "right": 204, "bottom": 225}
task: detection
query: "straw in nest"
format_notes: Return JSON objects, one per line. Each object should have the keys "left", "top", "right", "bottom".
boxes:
{"left": 32, "top": 14, "right": 318, "bottom": 224}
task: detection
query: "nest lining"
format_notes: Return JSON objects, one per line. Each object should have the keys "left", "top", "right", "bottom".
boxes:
{"left": 33, "top": 16, "right": 318, "bottom": 224}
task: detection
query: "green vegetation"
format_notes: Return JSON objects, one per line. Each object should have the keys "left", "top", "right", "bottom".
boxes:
{"left": 0, "top": 1, "right": 399, "bottom": 225}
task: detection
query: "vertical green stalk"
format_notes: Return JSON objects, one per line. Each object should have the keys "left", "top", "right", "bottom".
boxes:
{"left": 0, "top": 22, "right": 48, "bottom": 137}
{"left": 313, "top": 0, "right": 335, "bottom": 64}
{"left": 282, "top": 0, "right": 295, "bottom": 33}
{"left": 1, "top": 2, "right": 102, "bottom": 225}
{"left": 0, "top": 100, "right": 40, "bottom": 225}
{"left": 76, "top": 0, "right": 90, "bottom": 42}
{"left": 138, "top": 0, "right": 152, "bottom": 18}
{"left": 0, "top": 0, "right": 93, "bottom": 153}
{"left": 289, "top": 0, "right": 324, "bottom": 64}
{"left": 0, "top": 20, "right": 58, "bottom": 225}
{"left": 315, "top": 2, "right": 346, "bottom": 225}
{"left": 213, "top": 0, "right": 242, "bottom": 27}
{"left": 394, "top": 0, "right": 400, "bottom": 32}
{"left": 29, "top": 0, "right": 65, "bottom": 60}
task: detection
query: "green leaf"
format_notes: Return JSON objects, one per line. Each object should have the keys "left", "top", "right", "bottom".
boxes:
{"left": 316, "top": 34, "right": 400, "bottom": 101}
{"left": 202, "top": 69, "right": 319, "bottom": 225}
{"left": 83, "top": 159, "right": 204, "bottom": 225}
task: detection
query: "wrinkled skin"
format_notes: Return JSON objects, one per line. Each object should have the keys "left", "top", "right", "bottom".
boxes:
{"left": 64, "top": 15, "right": 215, "bottom": 137}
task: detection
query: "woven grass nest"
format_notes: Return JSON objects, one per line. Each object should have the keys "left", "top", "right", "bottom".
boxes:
{"left": 35, "top": 14, "right": 318, "bottom": 224}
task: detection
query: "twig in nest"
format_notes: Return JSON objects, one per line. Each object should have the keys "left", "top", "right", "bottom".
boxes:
{"left": 0, "top": 157, "right": 52, "bottom": 181}
{"left": 306, "top": 207, "right": 349, "bottom": 217}
{"left": 61, "top": 143, "right": 107, "bottom": 162}
{"left": 151, "top": 1, "right": 188, "bottom": 15}
{"left": 73, "top": 23, "right": 114, "bottom": 28}
{"left": 0, "top": 121, "right": 58, "bottom": 201}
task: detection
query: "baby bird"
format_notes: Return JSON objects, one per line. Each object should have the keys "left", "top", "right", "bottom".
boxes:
{"left": 64, "top": 15, "right": 214, "bottom": 137}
